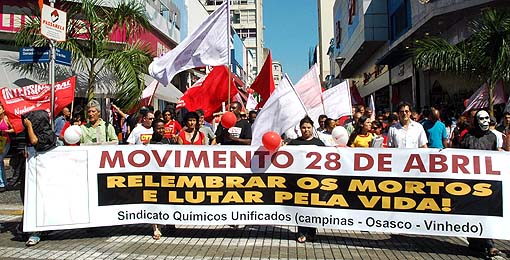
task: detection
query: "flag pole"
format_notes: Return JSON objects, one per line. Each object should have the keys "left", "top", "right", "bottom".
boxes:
{"left": 148, "top": 82, "right": 159, "bottom": 106}
{"left": 226, "top": 0, "right": 231, "bottom": 107}
{"left": 314, "top": 63, "right": 326, "bottom": 114}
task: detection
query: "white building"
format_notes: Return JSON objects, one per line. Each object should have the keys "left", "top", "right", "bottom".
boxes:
{"left": 317, "top": 0, "right": 334, "bottom": 86}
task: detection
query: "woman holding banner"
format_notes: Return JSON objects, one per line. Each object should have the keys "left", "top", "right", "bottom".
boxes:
{"left": 347, "top": 116, "right": 374, "bottom": 148}
{"left": 177, "top": 112, "right": 205, "bottom": 145}
{"left": 0, "top": 103, "right": 14, "bottom": 192}
{"left": 288, "top": 116, "right": 325, "bottom": 243}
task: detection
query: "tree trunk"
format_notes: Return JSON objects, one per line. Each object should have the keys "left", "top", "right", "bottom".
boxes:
{"left": 87, "top": 63, "right": 96, "bottom": 102}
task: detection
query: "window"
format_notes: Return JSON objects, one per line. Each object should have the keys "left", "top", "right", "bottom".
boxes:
{"left": 232, "top": 10, "right": 240, "bottom": 24}
{"left": 160, "top": 3, "right": 170, "bottom": 21}
{"left": 206, "top": 0, "right": 224, "bottom": 5}
{"left": 237, "top": 28, "right": 256, "bottom": 40}
{"left": 232, "top": 0, "right": 248, "bottom": 4}
{"left": 240, "top": 10, "right": 256, "bottom": 24}
{"left": 389, "top": 0, "right": 411, "bottom": 41}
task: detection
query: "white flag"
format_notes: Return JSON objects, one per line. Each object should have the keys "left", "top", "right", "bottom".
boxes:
{"left": 142, "top": 79, "right": 184, "bottom": 104}
{"left": 369, "top": 94, "right": 376, "bottom": 120}
{"left": 149, "top": 1, "right": 229, "bottom": 85}
{"left": 309, "top": 80, "right": 352, "bottom": 124}
{"left": 294, "top": 64, "right": 323, "bottom": 112}
{"left": 251, "top": 75, "right": 306, "bottom": 146}
{"left": 246, "top": 93, "right": 258, "bottom": 111}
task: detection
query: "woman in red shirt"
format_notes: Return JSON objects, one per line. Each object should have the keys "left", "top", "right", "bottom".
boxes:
{"left": 177, "top": 112, "right": 205, "bottom": 145}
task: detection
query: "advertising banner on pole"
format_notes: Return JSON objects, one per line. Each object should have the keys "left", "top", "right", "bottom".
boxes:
{"left": 23, "top": 145, "right": 509, "bottom": 240}
{"left": 40, "top": 4, "right": 67, "bottom": 42}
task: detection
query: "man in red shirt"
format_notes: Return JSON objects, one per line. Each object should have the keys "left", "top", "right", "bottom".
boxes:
{"left": 163, "top": 109, "right": 181, "bottom": 143}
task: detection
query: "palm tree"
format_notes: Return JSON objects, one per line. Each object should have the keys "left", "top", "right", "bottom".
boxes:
{"left": 14, "top": 0, "right": 154, "bottom": 110}
{"left": 413, "top": 8, "right": 510, "bottom": 115}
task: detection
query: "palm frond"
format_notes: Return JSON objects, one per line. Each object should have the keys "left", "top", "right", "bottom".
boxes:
{"left": 413, "top": 37, "right": 475, "bottom": 74}
{"left": 104, "top": 41, "right": 153, "bottom": 110}
{"left": 469, "top": 8, "right": 510, "bottom": 81}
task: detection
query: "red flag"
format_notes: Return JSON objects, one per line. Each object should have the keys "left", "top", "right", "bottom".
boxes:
{"left": 350, "top": 80, "right": 364, "bottom": 105}
{"left": 0, "top": 76, "right": 76, "bottom": 133}
{"left": 177, "top": 66, "right": 238, "bottom": 120}
{"left": 250, "top": 52, "right": 275, "bottom": 108}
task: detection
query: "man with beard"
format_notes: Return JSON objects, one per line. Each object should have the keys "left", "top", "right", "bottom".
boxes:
{"left": 460, "top": 109, "right": 503, "bottom": 259}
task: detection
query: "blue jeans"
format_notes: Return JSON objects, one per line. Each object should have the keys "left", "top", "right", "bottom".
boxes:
{"left": 0, "top": 142, "right": 10, "bottom": 188}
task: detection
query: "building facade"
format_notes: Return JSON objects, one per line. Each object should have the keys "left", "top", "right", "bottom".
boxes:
{"left": 317, "top": 0, "right": 334, "bottom": 85}
{"left": 200, "top": 0, "right": 264, "bottom": 84}
{"left": 331, "top": 0, "right": 507, "bottom": 114}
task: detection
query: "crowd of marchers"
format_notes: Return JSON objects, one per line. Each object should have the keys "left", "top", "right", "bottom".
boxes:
{"left": 0, "top": 99, "right": 507, "bottom": 258}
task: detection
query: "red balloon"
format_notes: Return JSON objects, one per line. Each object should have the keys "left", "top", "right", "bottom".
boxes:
{"left": 247, "top": 88, "right": 254, "bottom": 94}
{"left": 221, "top": 111, "right": 237, "bottom": 129}
{"left": 262, "top": 131, "right": 282, "bottom": 151}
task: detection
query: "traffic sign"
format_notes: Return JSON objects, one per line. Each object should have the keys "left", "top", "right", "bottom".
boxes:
{"left": 40, "top": 4, "right": 67, "bottom": 42}
{"left": 19, "top": 47, "right": 72, "bottom": 66}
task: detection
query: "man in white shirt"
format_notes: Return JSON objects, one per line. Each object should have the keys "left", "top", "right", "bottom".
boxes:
{"left": 127, "top": 111, "right": 154, "bottom": 144}
{"left": 387, "top": 102, "right": 428, "bottom": 148}
{"left": 489, "top": 116, "right": 504, "bottom": 151}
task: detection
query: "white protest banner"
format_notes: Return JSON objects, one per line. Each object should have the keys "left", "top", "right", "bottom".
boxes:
{"left": 24, "top": 145, "right": 510, "bottom": 240}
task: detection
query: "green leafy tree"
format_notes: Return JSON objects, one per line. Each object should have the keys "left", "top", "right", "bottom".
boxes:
{"left": 14, "top": 0, "right": 154, "bottom": 110}
{"left": 413, "top": 8, "right": 510, "bottom": 115}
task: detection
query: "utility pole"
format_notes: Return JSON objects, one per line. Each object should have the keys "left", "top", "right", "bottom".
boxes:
{"left": 49, "top": 0, "right": 56, "bottom": 131}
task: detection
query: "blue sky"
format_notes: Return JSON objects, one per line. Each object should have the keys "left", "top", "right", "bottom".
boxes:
{"left": 263, "top": 0, "right": 318, "bottom": 83}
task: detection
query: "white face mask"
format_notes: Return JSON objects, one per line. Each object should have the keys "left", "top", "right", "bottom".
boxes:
{"left": 477, "top": 111, "right": 490, "bottom": 131}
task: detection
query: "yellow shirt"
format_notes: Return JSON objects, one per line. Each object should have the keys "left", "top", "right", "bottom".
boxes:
{"left": 350, "top": 133, "right": 373, "bottom": 148}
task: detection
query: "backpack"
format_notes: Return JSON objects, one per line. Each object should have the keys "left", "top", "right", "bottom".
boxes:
{"left": 22, "top": 110, "right": 56, "bottom": 152}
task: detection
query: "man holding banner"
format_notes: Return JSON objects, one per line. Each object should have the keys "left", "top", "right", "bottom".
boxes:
{"left": 80, "top": 100, "right": 118, "bottom": 145}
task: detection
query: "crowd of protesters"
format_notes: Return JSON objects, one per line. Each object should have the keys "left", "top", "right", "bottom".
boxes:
{"left": 1, "top": 98, "right": 508, "bottom": 258}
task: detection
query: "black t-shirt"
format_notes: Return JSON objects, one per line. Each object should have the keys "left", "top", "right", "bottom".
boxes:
{"left": 288, "top": 137, "right": 325, "bottom": 146}
{"left": 215, "top": 119, "right": 252, "bottom": 145}
{"left": 460, "top": 129, "right": 497, "bottom": 151}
